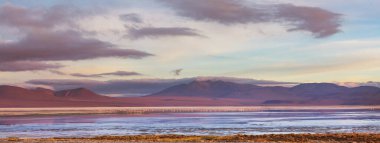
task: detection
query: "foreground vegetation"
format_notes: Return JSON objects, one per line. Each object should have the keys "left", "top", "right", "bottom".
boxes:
{"left": 2, "top": 133, "right": 380, "bottom": 143}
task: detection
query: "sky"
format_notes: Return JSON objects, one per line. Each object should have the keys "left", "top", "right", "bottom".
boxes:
{"left": 0, "top": 0, "right": 380, "bottom": 96}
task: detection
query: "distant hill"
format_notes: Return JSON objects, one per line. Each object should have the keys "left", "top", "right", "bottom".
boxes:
{"left": 1, "top": 81, "right": 380, "bottom": 107}
{"left": 0, "top": 85, "right": 115, "bottom": 107}
{"left": 55, "top": 88, "right": 110, "bottom": 100}
{"left": 0, "top": 85, "right": 55, "bottom": 100}
{"left": 149, "top": 80, "right": 380, "bottom": 105}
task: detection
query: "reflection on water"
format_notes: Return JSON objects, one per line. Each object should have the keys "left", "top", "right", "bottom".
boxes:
{"left": 0, "top": 110, "right": 379, "bottom": 138}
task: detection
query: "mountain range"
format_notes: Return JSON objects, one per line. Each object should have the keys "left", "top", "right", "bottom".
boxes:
{"left": 1, "top": 80, "right": 379, "bottom": 107}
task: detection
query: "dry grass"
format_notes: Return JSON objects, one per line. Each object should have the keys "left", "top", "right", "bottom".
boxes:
{"left": 2, "top": 133, "right": 380, "bottom": 143}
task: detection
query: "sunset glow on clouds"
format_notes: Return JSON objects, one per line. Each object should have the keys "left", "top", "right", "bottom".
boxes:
{"left": 0, "top": 0, "right": 379, "bottom": 96}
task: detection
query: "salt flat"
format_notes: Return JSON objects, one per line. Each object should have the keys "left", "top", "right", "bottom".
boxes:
{"left": 1, "top": 106, "right": 379, "bottom": 116}
{"left": 2, "top": 133, "right": 380, "bottom": 143}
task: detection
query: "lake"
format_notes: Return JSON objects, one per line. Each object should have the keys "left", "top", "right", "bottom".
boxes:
{"left": 0, "top": 109, "right": 379, "bottom": 138}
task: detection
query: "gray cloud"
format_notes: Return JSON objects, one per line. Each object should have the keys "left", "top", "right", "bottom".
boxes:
{"left": 27, "top": 79, "right": 105, "bottom": 91}
{"left": 120, "top": 13, "right": 143, "bottom": 23}
{"left": 27, "top": 76, "right": 298, "bottom": 96}
{"left": 127, "top": 27, "right": 203, "bottom": 39}
{"left": 338, "top": 81, "right": 380, "bottom": 88}
{"left": 49, "top": 70, "right": 66, "bottom": 75}
{"left": 361, "top": 81, "right": 380, "bottom": 87}
{"left": 0, "top": 3, "right": 152, "bottom": 72}
{"left": 276, "top": 4, "right": 341, "bottom": 38}
{"left": 162, "top": 0, "right": 268, "bottom": 24}
{"left": 0, "top": 3, "right": 86, "bottom": 31}
{"left": 0, "top": 31, "right": 152, "bottom": 63}
{"left": 0, "top": 61, "right": 62, "bottom": 72}
{"left": 162, "top": 0, "right": 342, "bottom": 38}
{"left": 70, "top": 71, "right": 141, "bottom": 78}
{"left": 70, "top": 73, "right": 103, "bottom": 78}
{"left": 49, "top": 70, "right": 142, "bottom": 78}
{"left": 98, "top": 71, "right": 141, "bottom": 76}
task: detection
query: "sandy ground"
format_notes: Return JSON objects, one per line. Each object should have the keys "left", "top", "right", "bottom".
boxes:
{"left": 1, "top": 133, "right": 379, "bottom": 143}
{"left": 0, "top": 105, "right": 379, "bottom": 116}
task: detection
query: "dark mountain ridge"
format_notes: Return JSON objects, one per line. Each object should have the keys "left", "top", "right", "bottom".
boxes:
{"left": 0, "top": 85, "right": 107, "bottom": 99}
{"left": 54, "top": 88, "right": 109, "bottom": 99}
{"left": 149, "top": 80, "right": 380, "bottom": 105}
{"left": 1, "top": 81, "right": 380, "bottom": 107}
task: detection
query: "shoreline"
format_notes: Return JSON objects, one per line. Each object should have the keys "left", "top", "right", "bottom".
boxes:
{"left": 0, "top": 105, "right": 379, "bottom": 117}
{"left": 2, "top": 133, "right": 379, "bottom": 143}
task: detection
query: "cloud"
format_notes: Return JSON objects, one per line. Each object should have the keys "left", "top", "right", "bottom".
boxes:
{"left": 337, "top": 81, "right": 380, "bottom": 88}
{"left": 27, "top": 79, "right": 105, "bottom": 90}
{"left": 119, "top": 13, "right": 143, "bottom": 23}
{"left": 161, "top": 0, "right": 342, "bottom": 38}
{"left": 0, "top": 3, "right": 152, "bottom": 72}
{"left": 98, "top": 71, "right": 141, "bottom": 76}
{"left": 49, "top": 70, "right": 66, "bottom": 75}
{"left": 127, "top": 27, "right": 203, "bottom": 39}
{"left": 0, "top": 31, "right": 152, "bottom": 63}
{"left": 172, "top": 69, "right": 183, "bottom": 76}
{"left": 276, "top": 4, "right": 342, "bottom": 38}
{"left": 162, "top": 0, "right": 268, "bottom": 24}
{"left": 70, "top": 71, "right": 141, "bottom": 78}
{"left": 0, "top": 61, "right": 62, "bottom": 72}
{"left": 0, "top": 39, "right": 10, "bottom": 44}
{"left": 0, "top": 3, "right": 86, "bottom": 31}
{"left": 70, "top": 73, "right": 103, "bottom": 78}
{"left": 49, "top": 70, "right": 142, "bottom": 78}
{"left": 361, "top": 81, "right": 380, "bottom": 87}
{"left": 27, "top": 76, "right": 298, "bottom": 96}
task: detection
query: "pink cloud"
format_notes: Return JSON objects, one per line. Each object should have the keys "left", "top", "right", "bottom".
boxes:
{"left": 162, "top": 0, "right": 342, "bottom": 38}
{"left": 0, "top": 61, "right": 62, "bottom": 72}
{"left": 0, "top": 3, "right": 86, "bottom": 31}
{"left": 0, "top": 31, "right": 152, "bottom": 63}
{"left": 127, "top": 27, "right": 203, "bottom": 39}
{"left": 69, "top": 71, "right": 142, "bottom": 78}
{"left": 0, "top": 3, "right": 152, "bottom": 72}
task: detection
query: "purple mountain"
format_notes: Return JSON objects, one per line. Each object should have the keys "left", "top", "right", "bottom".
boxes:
{"left": 149, "top": 80, "right": 380, "bottom": 105}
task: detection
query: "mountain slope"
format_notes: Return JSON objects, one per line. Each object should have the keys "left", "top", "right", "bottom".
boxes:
{"left": 55, "top": 88, "right": 110, "bottom": 100}
{"left": 148, "top": 80, "right": 380, "bottom": 105}
{"left": 150, "top": 80, "right": 260, "bottom": 98}
{"left": 0, "top": 85, "right": 55, "bottom": 100}
{"left": 1, "top": 81, "right": 379, "bottom": 107}
{"left": 290, "top": 83, "right": 349, "bottom": 96}
{"left": 0, "top": 86, "right": 114, "bottom": 107}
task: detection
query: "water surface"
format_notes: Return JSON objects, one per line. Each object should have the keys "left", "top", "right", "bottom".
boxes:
{"left": 0, "top": 110, "right": 379, "bottom": 138}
